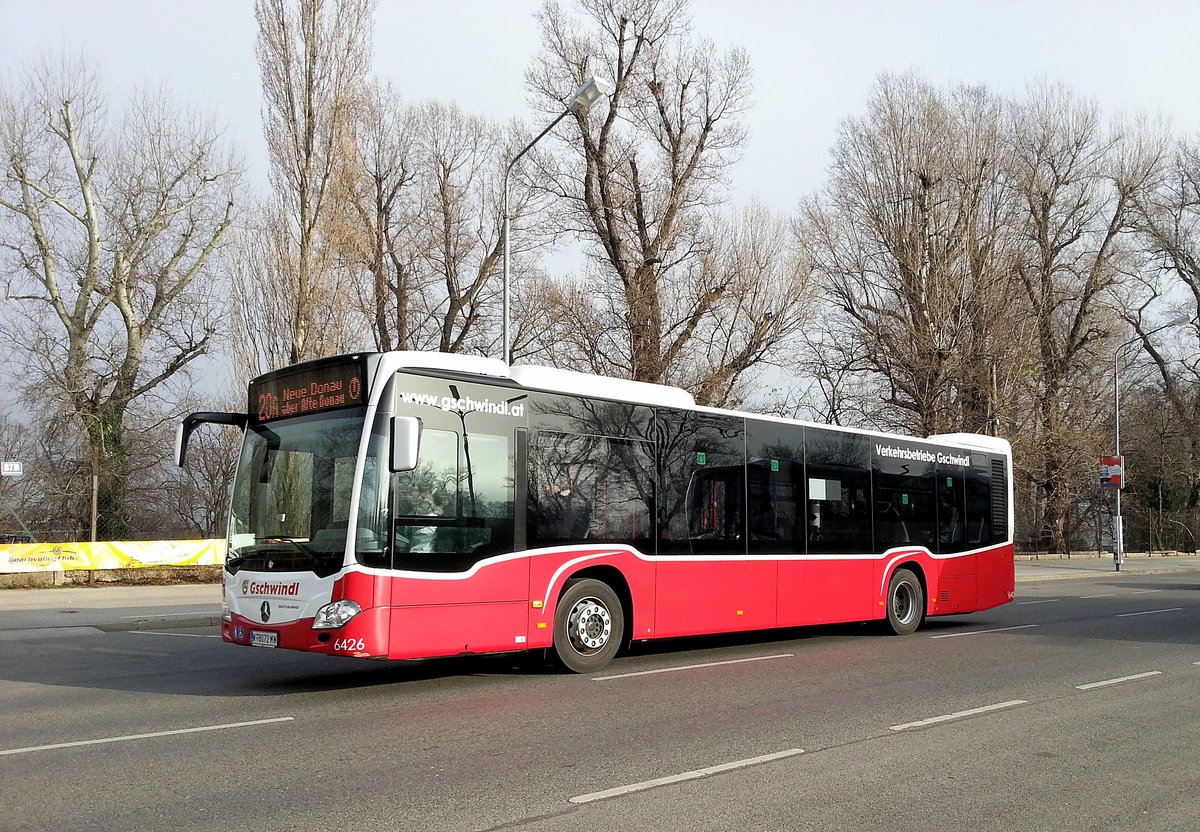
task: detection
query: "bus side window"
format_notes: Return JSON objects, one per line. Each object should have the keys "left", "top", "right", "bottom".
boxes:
{"left": 392, "top": 429, "right": 459, "bottom": 520}
{"left": 807, "top": 469, "right": 871, "bottom": 554}
{"left": 687, "top": 466, "right": 744, "bottom": 544}
{"left": 937, "top": 467, "right": 966, "bottom": 554}
{"left": 528, "top": 431, "right": 655, "bottom": 548}
{"left": 965, "top": 465, "right": 994, "bottom": 546}
{"left": 658, "top": 412, "right": 745, "bottom": 555}
{"left": 874, "top": 493, "right": 909, "bottom": 547}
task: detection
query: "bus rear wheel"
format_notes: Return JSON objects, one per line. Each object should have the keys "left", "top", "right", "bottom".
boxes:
{"left": 885, "top": 568, "right": 924, "bottom": 635}
{"left": 553, "top": 579, "right": 624, "bottom": 673}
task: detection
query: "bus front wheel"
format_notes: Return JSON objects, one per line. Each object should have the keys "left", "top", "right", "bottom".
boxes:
{"left": 885, "top": 568, "right": 925, "bottom": 635}
{"left": 553, "top": 579, "right": 624, "bottom": 673}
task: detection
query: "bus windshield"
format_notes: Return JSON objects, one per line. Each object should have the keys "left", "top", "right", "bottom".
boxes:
{"left": 227, "top": 408, "right": 371, "bottom": 576}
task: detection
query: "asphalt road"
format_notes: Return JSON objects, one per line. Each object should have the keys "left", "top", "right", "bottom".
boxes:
{"left": 2, "top": 561, "right": 1200, "bottom": 832}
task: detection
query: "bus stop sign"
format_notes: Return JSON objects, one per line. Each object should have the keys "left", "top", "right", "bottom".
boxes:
{"left": 1099, "top": 455, "right": 1123, "bottom": 489}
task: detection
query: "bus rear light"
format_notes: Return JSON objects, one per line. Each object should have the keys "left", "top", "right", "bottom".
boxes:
{"left": 313, "top": 600, "right": 362, "bottom": 630}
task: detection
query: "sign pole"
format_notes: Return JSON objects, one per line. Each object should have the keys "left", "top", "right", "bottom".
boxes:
{"left": 0, "top": 461, "right": 37, "bottom": 543}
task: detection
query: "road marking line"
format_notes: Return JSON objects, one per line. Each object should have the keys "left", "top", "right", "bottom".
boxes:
{"left": 1076, "top": 671, "right": 1162, "bottom": 690}
{"left": 890, "top": 700, "right": 1026, "bottom": 732}
{"left": 1116, "top": 608, "right": 1182, "bottom": 618}
{"left": 49, "top": 644, "right": 170, "bottom": 657}
{"left": 0, "top": 717, "right": 294, "bottom": 757}
{"left": 1017, "top": 599, "right": 1059, "bottom": 605}
{"left": 594, "top": 653, "right": 794, "bottom": 681}
{"left": 929, "top": 624, "right": 1038, "bottom": 639}
{"left": 1081, "top": 594, "right": 1116, "bottom": 599}
{"left": 132, "top": 631, "right": 221, "bottom": 639}
{"left": 1131, "top": 589, "right": 1165, "bottom": 594}
{"left": 119, "top": 611, "right": 215, "bottom": 620}
{"left": 568, "top": 748, "right": 805, "bottom": 804}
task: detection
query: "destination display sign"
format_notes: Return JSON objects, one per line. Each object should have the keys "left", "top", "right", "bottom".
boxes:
{"left": 249, "top": 358, "right": 367, "bottom": 422}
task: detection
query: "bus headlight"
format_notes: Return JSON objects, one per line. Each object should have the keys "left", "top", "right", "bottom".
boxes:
{"left": 221, "top": 598, "right": 232, "bottom": 622}
{"left": 313, "top": 600, "right": 362, "bottom": 629}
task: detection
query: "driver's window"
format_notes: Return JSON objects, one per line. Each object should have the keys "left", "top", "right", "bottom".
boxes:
{"left": 393, "top": 429, "right": 459, "bottom": 518}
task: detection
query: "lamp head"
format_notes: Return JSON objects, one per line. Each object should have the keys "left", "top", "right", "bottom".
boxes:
{"left": 568, "top": 76, "right": 614, "bottom": 114}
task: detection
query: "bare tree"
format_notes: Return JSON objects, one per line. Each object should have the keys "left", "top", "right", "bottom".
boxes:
{"left": 528, "top": 0, "right": 806, "bottom": 401}
{"left": 1006, "top": 84, "right": 1166, "bottom": 552}
{"left": 344, "top": 87, "right": 553, "bottom": 358}
{"left": 0, "top": 58, "right": 239, "bottom": 539}
{"left": 1130, "top": 137, "right": 1200, "bottom": 521}
{"left": 254, "top": 0, "right": 374, "bottom": 366}
{"left": 414, "top": 102, "right": 511, "bottom": 356}
{"left": 800, "top": 74, "right": 1024, "bottom": 436}
{"left": 346, "top": 80, "right": 417, "bottom": 353}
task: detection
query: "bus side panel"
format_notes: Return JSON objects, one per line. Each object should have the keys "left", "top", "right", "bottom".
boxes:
{"left": 777, "top": 558, "right": 875, "bottom": 627}
{"left": 388, "top": 557, "right": 530, "bottom": 606}
{"left": 526, "top": 548, "right": 655, "bottom": 650}
{"left": 337, "top": 570, "right": 392, "bottom": 609}
{"left": 653, "top": 559, "right": 777, "bottom": 638}
{"left": 387, "top": 602, "right": 529, "bottom": 659}
{"left": 931, "top": 552, "right": 976, "bottom": 614}
{"left": 385, "top": 559, "right": 530, "bottom": 659}
{"left": 975, "top": 542, "right": 1015, "bottom": 611}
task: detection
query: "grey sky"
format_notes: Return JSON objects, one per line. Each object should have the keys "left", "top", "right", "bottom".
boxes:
{"left": 4, "top": 0, "right": 1199, "bottom": 214}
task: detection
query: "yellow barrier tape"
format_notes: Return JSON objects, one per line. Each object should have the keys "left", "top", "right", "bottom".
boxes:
{"left": 0, "top": 539, "right": 227, "bottom": 573}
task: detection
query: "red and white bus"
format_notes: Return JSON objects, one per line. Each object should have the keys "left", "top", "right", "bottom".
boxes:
{"left": 178, "top": 351, "right": 1013, "bottom": 672}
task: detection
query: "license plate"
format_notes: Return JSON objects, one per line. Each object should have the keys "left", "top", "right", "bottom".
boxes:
{"left": 250, "top": 630, "right": 278, "bottom": 648}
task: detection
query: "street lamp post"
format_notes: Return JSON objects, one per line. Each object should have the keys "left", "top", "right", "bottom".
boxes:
{"left": 501, "top": 76, "right": 613, "bottom": 365}
{"left": 1112, "top": 315, "right": 1189, "bottom": 570}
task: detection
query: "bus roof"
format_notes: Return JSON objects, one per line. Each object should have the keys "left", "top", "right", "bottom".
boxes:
{"left": 376, "top": 351, "right": 1010, "bottom": 456}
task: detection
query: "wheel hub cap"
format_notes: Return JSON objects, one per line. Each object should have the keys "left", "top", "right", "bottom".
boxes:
{"left": 569, "top": 598, "right": 612, "bottom": 652}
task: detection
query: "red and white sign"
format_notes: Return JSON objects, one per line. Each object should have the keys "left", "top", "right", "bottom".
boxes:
{"left": 1100, "top": 455, "right": 1124, "bottom": 489}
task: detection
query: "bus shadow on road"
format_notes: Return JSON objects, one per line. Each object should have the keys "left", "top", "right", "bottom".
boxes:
{"left": 238, "top": 652, "right": 557, "bottom": 695}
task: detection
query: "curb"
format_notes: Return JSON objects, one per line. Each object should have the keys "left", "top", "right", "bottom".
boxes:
{"left": 0, "top": 614, "right": 222, "bottom": 636}
{"left": 1016, "top": 565, "right": 1200, "bottom": 583}
{"left": 96, "top": 614, "right": 223, "bottom": 632}
{"left": 0, "top": 565, "right": 223, "bottom": 590}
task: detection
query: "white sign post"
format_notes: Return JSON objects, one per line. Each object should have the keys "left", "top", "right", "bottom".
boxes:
{"left": 0, "top": 460, "right": 37, "bottom": 543}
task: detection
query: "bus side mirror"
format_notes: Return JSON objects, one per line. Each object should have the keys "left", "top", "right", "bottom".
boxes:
{"left": 175, "top": 423, "right": 187, "bottom": 467}
{"left": 391, "top": 416, "right": 421, "bottom": 472}
{"left": 177, "top": 412, "right": 248, "bottom": 467}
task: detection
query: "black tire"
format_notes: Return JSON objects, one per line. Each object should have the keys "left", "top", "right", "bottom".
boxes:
{"left": 885, "top": 568, "right": 924, "bottom": 635}
{"left": 553, "top": 579, "right": 624, "bottom": 673}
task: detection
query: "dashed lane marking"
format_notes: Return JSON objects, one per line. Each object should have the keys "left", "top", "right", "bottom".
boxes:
{"left": 569, "top": 748, "right": 805, "bottom": 803}
{"left": 929, "top": 624, "right": 1038, "bottom": 639}
{"left": 0, "top": 717, "right": 295, "bottom": 756}
{"left": 594, "top": 653, "right": 794, "bottom": 681}
{"left": 890, "top": 700, "right": 1027, "bottom": 732}
{"left": 1076, "top": 671, "right": 1162, "bottom": 690}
